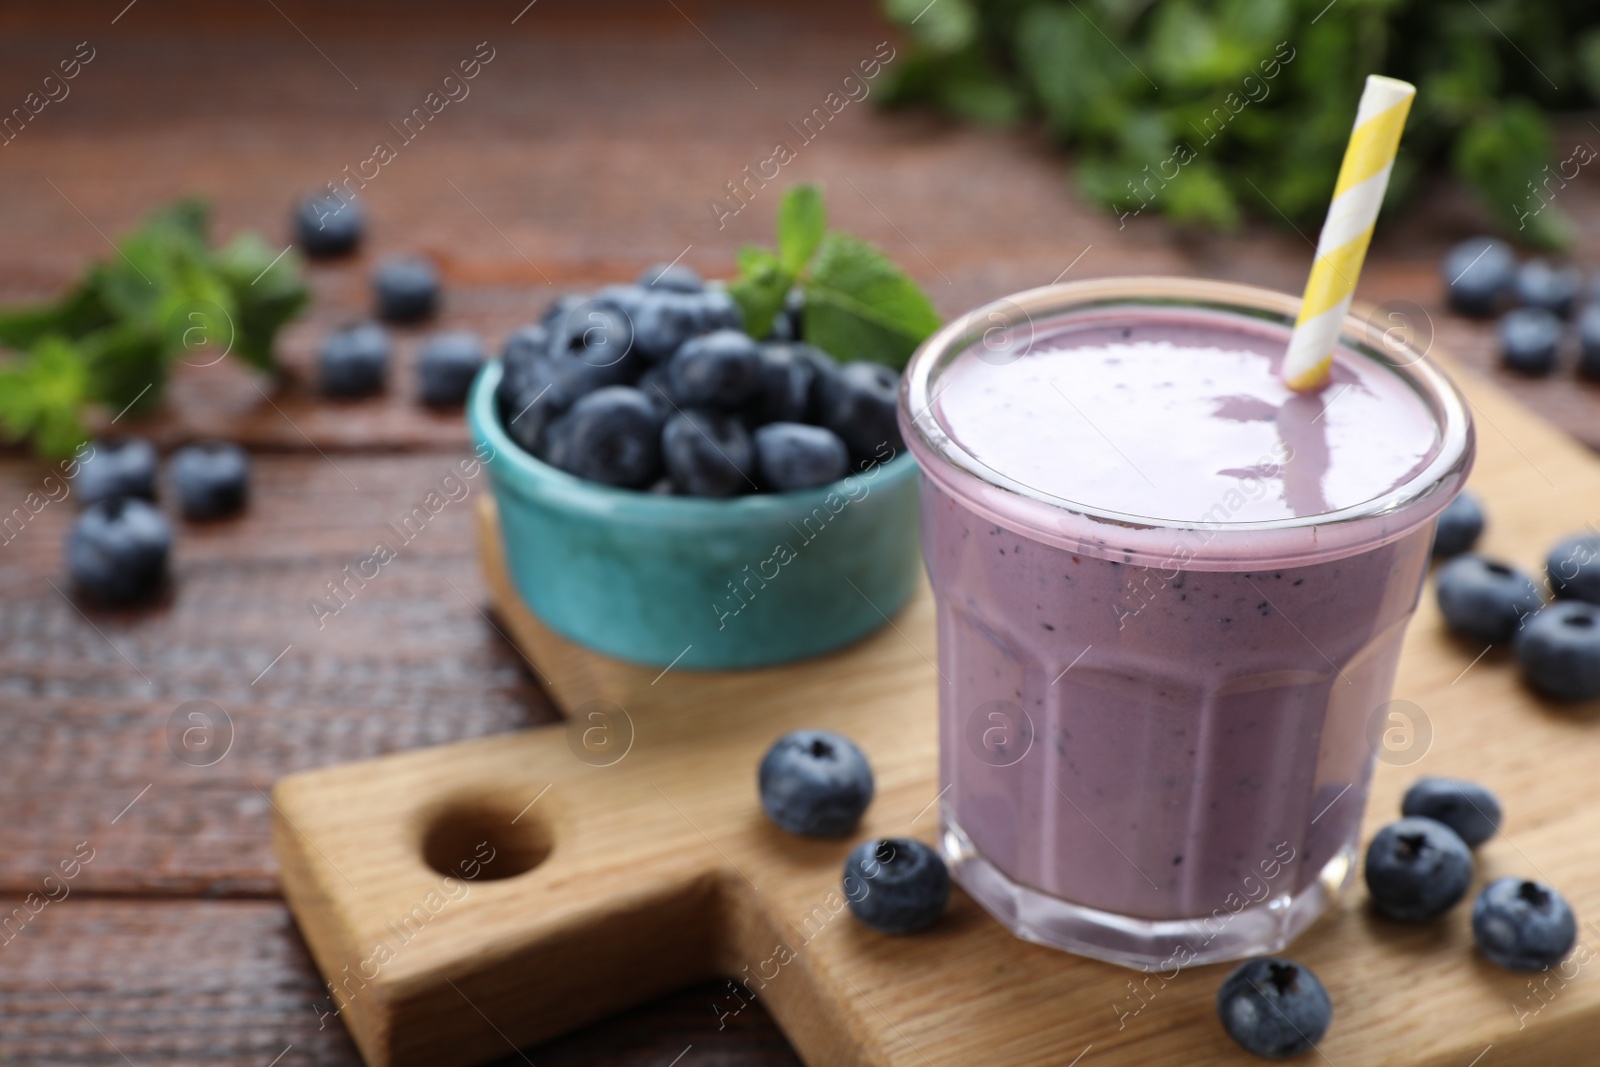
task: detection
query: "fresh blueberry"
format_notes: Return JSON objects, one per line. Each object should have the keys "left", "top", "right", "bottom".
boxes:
{"left": 632, "top": 291, "right": 706, "bottom": 361}
{"left": 74, "top": 437, "right": 158, "bottom": 506}
{"left": 1547, "top": 532, "right": 1600, "bottom": 603}
{"left": 661, "top": 410, "right": 755, "bottom": 497}
{"left": 1578, "top": 304, "right": 1600, "bottom": 381}
{"left": 1364, "top": 817, "right": 1474, "bottom": 922}
{"left": 698, "top": 287, "right": 745, "bottom": 332}
{"left": 635, "top": 364, "right": 679, "bottom": 420}
{"left": 1499, "top": 307, "right": 1561, "bottom": 376}
{"left": 842, "top": 838, "right": 950, "bottom": 935}
{"left": 797, "top": 344, "right": 841, "bottom": 418}
{"left": 667, "top": 329, "right": 763, "bottom": 408}
{"left": 758, "top": 729, "right": 874, "bottom": 836}
{"left": 1512, "top": 259, "right": 1580, "bottom": 317}
{"left": 548, "top": 300, "right": 639, "bottom": 379}
{"left": 1435, "top": 555, "right": 1543, "bottom": 644}
{"left": 755, "top": 423, "right": 849, "bottom": 492}
{"left": 1400, "top": 778, "right": 1501, "bottom": 848}
{"left": 1215, "top": 958, "right": 1333, "bottom": 1060}
{"left": 319, "top": 322, "right": 391, "bottom": 397}
{"left": 170, "top": 442, "right": 249, "bottom": 520}
{"left": 638, "top": 262, "right": 703, "bottom": 293}
{"left": 373, "top": 256, "right": 439, "bottom": 322}
{"left": 1514, "top": 601, "right": 1600, "bottom": 702}
{"left": 1431, "top": 491, "right": 1485, "bottom": 558}
{"left": 540, "top": 293, "right": 589, "bottom": 329}
{"left": 500, "top": 322, "right": 551, "bottom": 370}
{"left": 1443, "top": 237, "right": 1515, "bottom": 317}
{"left": 591, "top": 283, "right": 649, "bottom": 323}
{"left": 66, "top": 497, "right": 172, "bottom": 604}
{"left": 293, "top": 194, "right": 364, "bottom": 258}
{"left": 542, "top": 386, "right": 661, "bottom": 489}
{"left": 1473, "top": 877, "right": 1578, "bottom": 972}
{"left": 417, "top": 331, "right": 486, "bottom": 406}
{"left": 816, "top": 360, "right": 904, "bottom": 462}
{"left": 748, "top": 343, "right": 819, "bottom": 425}
{"left": 765, "top": 286, "right": 805, "bottom": 342}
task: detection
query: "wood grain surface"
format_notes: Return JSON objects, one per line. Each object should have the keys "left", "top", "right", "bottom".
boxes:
{"left": 3, "top": 0, "right": 1600, "bottom": 1064}
{"left": 277, "top": 360, "right": 1600, "bottom": 1067}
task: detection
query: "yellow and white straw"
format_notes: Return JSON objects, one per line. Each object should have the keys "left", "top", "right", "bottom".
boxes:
{"left": 1282, "top": 75, "right": 1416, "bottom": 392}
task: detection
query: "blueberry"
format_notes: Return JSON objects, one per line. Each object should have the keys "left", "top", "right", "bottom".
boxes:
{"left": 66, "top": 497, "right": 172, "bottom": 604}
{"left": 1499, "top": 308, "right": 1561, "bottom": 376}
{"left": 417, "top": 330, "right": 486, "bottom": 406}
{"left": 661, "top": 410, "right": 755, "bottom": 497}
{"left": 319, "top": 322, "right": 391, "bottom": 398}
{"left": 1547, "top": 532, "right": 1600, "bottom": 603}
{"left": 74, "top": 437, "right": 158, "bottom": 506}
{"left": 765, "top": 286, "right": 804, "bottom": 342}
{"left": 1431, "top": 491, "right": 1484, "bottom": 558}
{"left": 755, "top": 423, "right": 849, "bottom": 492}
{"left": 667, "top": 329, "right": 763, "bottom": 408}
{"left": 816, "top": 360, "right": 904, "bottom": 462}
{"left": 543, "top": 387, "right": 661, "bottom": 489}
{"left": 635, "top": 364, "right": 679, "bottom": 420}
{"left": 1578, "top": 304, "right": 1600, "bottom": 381}
{"left": 1400, "top": 777, "right": 1501, "bottom": 848}
{"left": 842, "top": 838, "right": 949, "bottom": 935}
{"left": 632, "top": 291, "right": 705, "bottom": 361}
{"left": 1364, "top": 817, "right": 1474, "bottom": 922}
{"left": 638, "top": 262, "right": 703, "bottom": 293}
{"left": 293, "top": 194, "right": 364, "bottom": 258}
{"left": 170, "top": 442, "right": 249, "bottom": 520}
{"left": 1435, "top": 555, "right": 1543, "bottom": 644}
{"left": 1512, "top": 259, "right": 1580, "bottom": 318}
{"left": 698, "top": 287, "right": 745, "bottom": 332}
{"left": 1215, "top": 958, "right": 1333, "bottom": 1060}
{"left": 1514, "top": 601, "right": 1600, "bottom": 701}
{"left": 540, "top": 293, "right": 589, "bottom": 329}
{"left": 373, "top": 256, "right": 439, "bottom": 322}
{"left": 500, "top": 322, "right": 551, "bottom": 371}
{"left": 591, "top": 283, "right": 649, "bottom": 322}
{"left": 748, "top": 343, "right": 819, "bottom": 425}
{"left": 1443, "top": 237, "right": 1514, "bottom": 317}
{"left": 1472, "top": 877, "right": 1578, "bottom": 972}
{"left": 548, "top": 300, "right": 639, "bottom": 379}
{"left": 758, "top": 729, "right": 874, "bottom": 836}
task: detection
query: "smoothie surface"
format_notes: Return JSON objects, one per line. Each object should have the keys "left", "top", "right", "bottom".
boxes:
{"left": 932, "top": 314, "right": 1440, "bottom": 524}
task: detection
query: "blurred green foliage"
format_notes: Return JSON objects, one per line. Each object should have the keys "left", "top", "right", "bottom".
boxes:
{"left": 879, "top": 0, "right": 1600, "bottom": 247}
{"left": 0, "top": 199, "right": 308, "bottom": 457}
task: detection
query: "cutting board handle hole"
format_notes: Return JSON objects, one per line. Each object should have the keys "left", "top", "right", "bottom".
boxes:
{"left": 419, "top": 798, "right": 553, "bottom": 882}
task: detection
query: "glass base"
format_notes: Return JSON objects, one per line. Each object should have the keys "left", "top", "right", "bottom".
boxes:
{"left": 941, "top": 811, "right": 1355, "bottom": 970}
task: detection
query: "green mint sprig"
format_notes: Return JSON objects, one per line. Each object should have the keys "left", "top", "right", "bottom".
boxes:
{"left": 727, "top": 183, "right": 941, "bottom": 369}
{"left": 0, "top": 198, "right": 309, "bottom": 457}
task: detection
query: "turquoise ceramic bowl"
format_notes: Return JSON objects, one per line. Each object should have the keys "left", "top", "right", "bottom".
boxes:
{"left": 467, "top": 361, "right": 922, "bottom": 669}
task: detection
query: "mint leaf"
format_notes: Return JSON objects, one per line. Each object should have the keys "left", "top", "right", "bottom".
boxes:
{"left": 803, "top": 233, "right": 941, "bottom": 369}
{"left": 885, "top": 0, "right": 977, "bottom": 55}
{"left": 726, "top": 245, "right": 792, "bottom": 339}
{"left": 0, "top": 337, "right": 91, "bottom": 457}
{"left": 777, "top": 184, "right": 826, "bottom": 275}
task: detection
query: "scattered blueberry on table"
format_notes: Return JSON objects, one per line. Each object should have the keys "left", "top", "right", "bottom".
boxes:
{"left": 1215, "top": 958, "right": 1332, "bottom": 1061}
{"left": 758, "top": 729, "right": 875, "bottom": 837}
{"left": 1511, "top": 259, "right": 1579, "bottom": 318}
{"left": 417, "top": 330, "right": 487, "bottom": 407}
{"left": 1442, "top": 237, "right": 1515, "bottom": 318}
{"left": 1514, "top": 600, "right": 1600, "bottom": 702}
{"left": 1434, "top": 555, "right": 1543, "bottom": 644}
{"left": 294, "top": 193, "right": 364, "bottom": 258}
{"left": 1578, "top": 303, "right": 1600, "bottom": 381}
{"left": 319, "top": 321, "right": 391, "bottom": 397}
{"left": 1364, "top": 816, "right": 1474, "bottom": 922}
{"left": 1472, "top": 877, "right": 1578, "bottom": 972}
{"left": 1430, "top": 491, "right": 1484, "bottom": 559}
{"left": 373, "top": 254, "right": 440, "bottom": 322}
{"left": 170, "top": 442, "right": 250, "bottom": 520}
{"left": 1545, "top": 531, "right": 1600, "bottom": 603}
{"left": 74, "top": 437, "right": 159, "bottom": 506}
{"left": 67, "top": 497, "right": 172, "bottom": 604}
{"left": 842, "top": 838, "right": 949, "bottom": 935}
{"left": 1498, "top": 307, "right": 1562, "bottom": 376}
{"left": 1400, "top": 777, "right": 1501, "bottom": 848}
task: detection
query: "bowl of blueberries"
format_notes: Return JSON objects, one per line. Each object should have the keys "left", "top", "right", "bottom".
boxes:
{"left": 468, "top": 262, "right": 921, "bottom": 670}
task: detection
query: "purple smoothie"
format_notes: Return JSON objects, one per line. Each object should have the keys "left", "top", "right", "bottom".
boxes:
{"left": 900, "top": 284, "right": 1473, "bottom": 967}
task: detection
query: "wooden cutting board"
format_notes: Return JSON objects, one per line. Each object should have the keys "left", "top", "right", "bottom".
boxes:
{"left": 272, "top": 357, "right": 1600, "bottom": 1067}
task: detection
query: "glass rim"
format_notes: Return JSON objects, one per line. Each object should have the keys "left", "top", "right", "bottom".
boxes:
{"left": 899, "top": 277, "right": 1476, "bottom": 567}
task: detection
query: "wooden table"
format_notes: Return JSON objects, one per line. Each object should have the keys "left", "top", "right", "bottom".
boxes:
{"left": 2, "top": 3, "right": 1597, "bottom": 1064}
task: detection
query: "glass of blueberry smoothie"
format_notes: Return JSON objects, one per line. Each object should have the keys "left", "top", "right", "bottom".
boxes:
{"left": 899, "top": 277, "right": 1474, "bottom": 969}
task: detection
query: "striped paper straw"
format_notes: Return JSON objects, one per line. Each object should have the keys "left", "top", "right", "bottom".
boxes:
{"left": 1282, "top": 75, "right": 1416, "bottom": 392}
